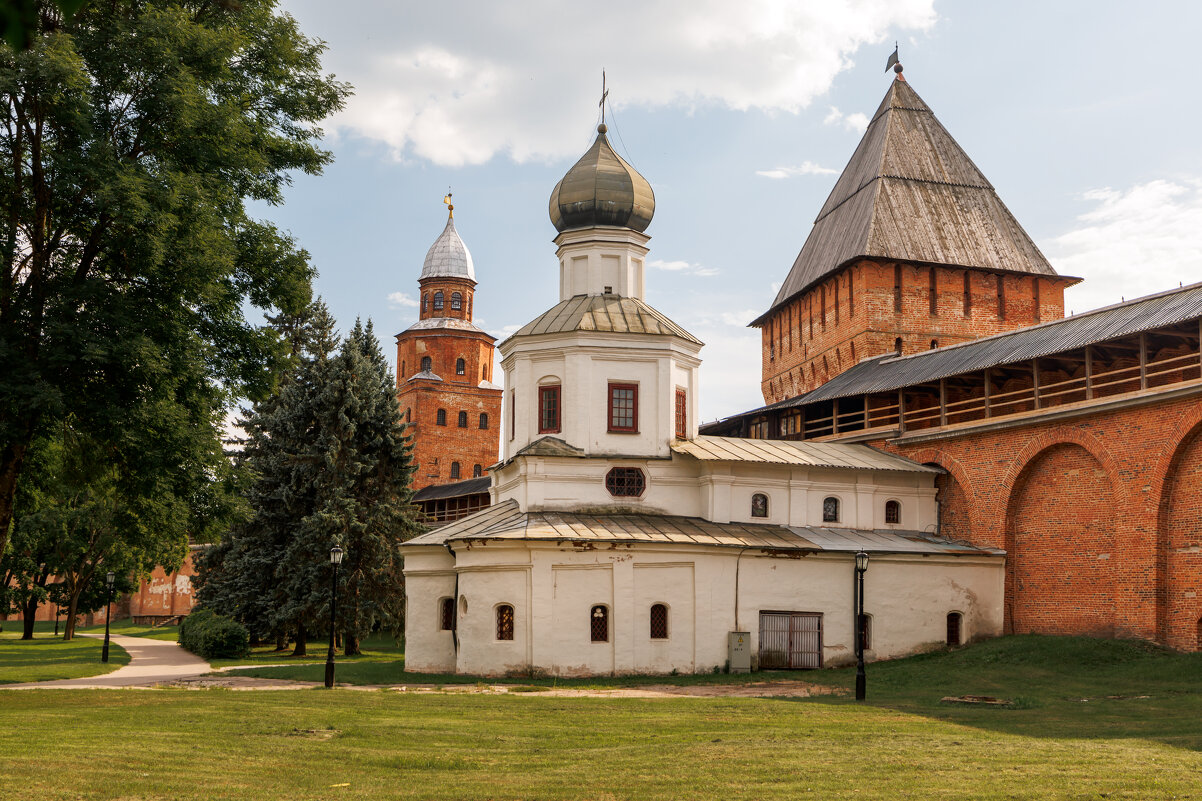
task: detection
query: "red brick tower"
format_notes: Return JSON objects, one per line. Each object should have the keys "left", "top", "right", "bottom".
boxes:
{"left": 396, "top": 201, "right": 502, "bottom": 491}
{"left": 752, "top": 67, "right": 1080, "bottom": 405}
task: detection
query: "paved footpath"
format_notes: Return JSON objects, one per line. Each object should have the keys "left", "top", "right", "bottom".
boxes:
{"left": 5, "top": 633, "right": 212, "bottom": 689}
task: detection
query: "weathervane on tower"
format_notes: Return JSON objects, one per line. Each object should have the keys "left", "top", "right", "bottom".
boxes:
{"left": 886, "top": 42, "right": 903, "bottom": 79}
{"left": 443, "top": 188, "right": 453, "bottom": 218}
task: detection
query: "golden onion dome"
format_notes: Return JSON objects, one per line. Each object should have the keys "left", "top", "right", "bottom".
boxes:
{"left": 549, "top": 124, "right": 655, "bottom": 233}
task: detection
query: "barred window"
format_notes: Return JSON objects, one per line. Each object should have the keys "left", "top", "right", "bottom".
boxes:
{"left": 436, "top": 409, "right": 447, "bottom": 426}
{"left": 751, "top": 493, "right": 769, "bottom": 518}
{"left": 539, "top": 385, "right": 561, "bottom": 434}
{"left": 421, "top": 356, "right": 432, "bottom": 372}
{"left": 473, "top": 464, "right": 482, "bottom": 477}
{"left": 450, "top": 461, "right": 460, "bottom": 479}
{"left": 458, "top": 411, "right": 468, "bottom": 428}
{"left": 439, "top": 597, "right": 455, "bottom": 631}
{"left": 433, "top": 291, "right": 444, "bottom": 311}
{"left": 947, "top": 612, "right": 962, "bottom": 646}
{"left": 451, "top": 292, "right": 463, "bottom": 310}
{"left": 608, "top": 383, "right": 638, "bottom": 432}
{"left": 649, "top": 603, "right": 668, "bottom": 639}
{"left": 822, "top": 496, "right": 839, "bottom": 523}
{"left": 456, "top": 358, "right": 466, "bottom": 375}
{"left": 674, "top": 389, "right": 687, "bottom": 439}
{"left": 885, "top": 500, "right": 901, "bottom": 525}
{"left": 590, "top": 605, "right": 609, "bottom": 642}
{"left": 605, "top": 467, "right": 645, "bottom": 498}
{"left": 479, "top": 413, "right": 489, "bottom": 430}
{"left": 496, "top": 604, "right": 514, "bottom": 641}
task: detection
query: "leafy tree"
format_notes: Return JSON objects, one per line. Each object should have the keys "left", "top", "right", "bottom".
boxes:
{"left": 0, "top": 0, "right": 349, "bottom": 559}
{"left": 195, "top": 303, "right": 422, "bottom": 656}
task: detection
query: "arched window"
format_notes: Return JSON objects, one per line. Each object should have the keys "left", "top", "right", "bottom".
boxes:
{"left": 457, "top": 411, "right": 468, "bottom": 428}
{"left": 478, "top": 412, "right": 489, "bottom": 430}
{"left": 751, "top": 493, "right": 769, "bottom": 518}
{"left": 439, "top": 597, "right": 455, "bottom": 631}
{"left": 885, "top": 500, "right": 901, "bottom": 525}
{"left": 405, "top": 408, "right": 411, "bottom": 422}
{"left": 496, "top": 604, "right": 514, "bottom": 640}
{"left": 421, "top": 356, "right": 432, "bottom": 372}
{"left": 450, "top": 461, "right": 460, "bottom": 479}
{"left": 929, "top": 267, "right": 938, "bottom": 315}
{"left": 436, "top": 409, "right": 447, "bottom": 426}
{"left": 606, "top": 467, "right": 645, "bottom": 497}
{"left": 822, "top": 497, "right": 839, "bottom": 523}
{"left": 472, "top": 464, "right": 482, "bottom": 477}
{"left": 422, "top": 294, "right": 428, "bottom": 313}
{"left": 433, "top": 291, "right": 444, "bottom": 311}
{"left": 590, "top": 605, "right": 609, "bottom": 643}
{"left": 963, "top": 271, "right": 972, "bottom": 317}
{"left": 894, "top": 337, "right": 903, "bottom": 355}
{"left": 930, "top": 339, "right": 939, "bottom": 350}
{"left": 451, "top": 292, "right": 463, "bottom": 310}
{"left": 456, "top": 358, "right": 465, "bottom": 375}
{"left": 400, "top": 360, "right": 405, "bottom": 377}
{"left": 947, "top": 612, "right": 963, "bottom": 646}
{"left": 649, "top": 603, "right": 668, "bottom": 639}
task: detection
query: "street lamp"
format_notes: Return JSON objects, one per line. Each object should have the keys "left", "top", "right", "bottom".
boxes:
{"left": 101, "top": 571, "right": 116, "bottom": 663}
{"left": 854, "top": 551, "right": 869, "bottom": 701}
{"left": 325, "top": 546, "right": 344, "bottom": 689}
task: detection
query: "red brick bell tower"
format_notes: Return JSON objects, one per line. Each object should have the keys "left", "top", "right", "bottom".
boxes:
{"left": 396, "top": 200, "right": 502, "bottom": 491}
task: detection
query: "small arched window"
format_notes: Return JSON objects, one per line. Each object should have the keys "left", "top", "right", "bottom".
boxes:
{"left": 894, "top": 337, "right": 903, "bottom": 355}
{"left": 649, "top": 603, "right": 668, "bottom": 639}
{"left": 822, "top": 497, "right": 839, "bottom": 523}
{"left": 451, "top": 292, "right": 463, "bottom": 310}
{"left": 496, "top": 604, "right": 514, "bottom": 641}
{"left": 885, "top": 500, "right": 901, "bottom": 525}
{"left": 439, "top": 597, "right": 455, "bottom": 631}
{"left": 456, "top": 358, "right": 465, "bottom": 375}
{"left": 479, "top": 413, "right": 489, "bottom": 430}
{"left": 433, "top": 291, "right": 444, "bottom": 311}
{"left": 421, "top": 294, "right": 428, "bottom": 313}
{"left": 405, "top": 408, "right": 411, "bottom": 422}
{"left": 457, "top": 411, "right": 468, "bottom": 428}
{"left": 947, "top": 612, "right": 963, "bottom": 646}
{"left": 400, "top": 360, "right": 405, "bottom": 377}
{"left": 450, "top": 461, "right": 460, "bottom": 479}
{"left": 930, "top": 339, "right": 939, "bottom": 350}
{"left": 473, "top": 464, "right": 482, "bottom": 477}
{"left": 436, "top": 409, "right": 447, "bottom": 426}
{"left": 590, "top": 605, "right": 609, "bottom": 643}
{"left": 751, "top": 493, "right": 769, "bottom": 518}
{"left": 421, "top": 356, "right": 432, "bottom": 372}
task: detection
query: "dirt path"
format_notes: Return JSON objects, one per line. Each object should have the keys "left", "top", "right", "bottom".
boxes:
{"left": 5, "top": 634, "right": 211, "bottom": 689}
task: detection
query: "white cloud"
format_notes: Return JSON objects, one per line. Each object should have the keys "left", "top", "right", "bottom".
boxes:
{"left": 387, "top": 291, "right": 419, "bottom": 308}
{"left": 1048, "top": 179, "right": 1202, "bottom": 315}
{"left": 648, "top": 258, "right": 719, "bottom": 277}
{"left": 284, "top": 0, "right": 937, "bottom": 165}
{"left": 756, "top": 161, "right": 838, "bottom": 179}
{"left": 822, "top": 105, "right": 870, "bottom": 133}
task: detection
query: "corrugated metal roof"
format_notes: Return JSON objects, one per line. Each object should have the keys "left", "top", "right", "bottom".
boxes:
{"left": 672, "top": 435, "right": 939, "bottom": 473}
{"left": 734, "top": 282, "right": 1202, "bottom": 415}
{"left": 411, "top": 476, "right": 492, "bottom": 502}
{"left": 507, "top": 294, "right": 702, "bottom": 344}
{"left": 403, "top": 499, "right": 999, "bottom": 555}
{"left": 754, "top": 78, "right": 1062, "bottom": 327}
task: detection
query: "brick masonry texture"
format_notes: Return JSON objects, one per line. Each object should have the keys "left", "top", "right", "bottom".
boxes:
{"left": 759, "top": 259, "right": 1070, "bottom": 404}
{"left": 885, "top": 393, "right": 1202, "bottom": 650}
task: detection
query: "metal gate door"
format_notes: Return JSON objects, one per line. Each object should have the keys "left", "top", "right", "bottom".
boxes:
{"left": 758, "top": 612, "right": 823, "bottom": 669}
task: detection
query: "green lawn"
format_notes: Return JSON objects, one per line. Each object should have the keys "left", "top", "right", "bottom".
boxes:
{"left": 77, "top": 618, "right": 183, "bottom": 641}
{"left": 0, "top": 636, "right": 1199, "bottom": 798}
{"left": 209, "top": 630, "right": 405, "bottom": 669}
{"left": 0, "top": 623, "right": 129, "bottom": 683}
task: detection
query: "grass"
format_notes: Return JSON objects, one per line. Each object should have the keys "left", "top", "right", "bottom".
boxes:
{"left": 0, "top": 636, "right": 1198, "bottom": 797}
{"left": 209, "top": 631, "right": 405, "bottom": 670}
{"left": 78, "top": 618, "right": 182, "bottom": 641}
{"left": 0, "top": 621, "right": 129, "bottom": 683}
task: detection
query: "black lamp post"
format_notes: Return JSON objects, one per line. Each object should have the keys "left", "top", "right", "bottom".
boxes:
{"left": 101, "top": 571, "right": 116, "bottom": 663}
{"left": 325, "top": 546, "right": 344, "bottom": 689}
{"left": 854, "top": 551, "right": 869, "bottom": 700}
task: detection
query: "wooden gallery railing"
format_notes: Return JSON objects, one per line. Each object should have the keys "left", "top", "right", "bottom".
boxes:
{"left": 766, "top": 336, "right": 1202, "bottom": 441}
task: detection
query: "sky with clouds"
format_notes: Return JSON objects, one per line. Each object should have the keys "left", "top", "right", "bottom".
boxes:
{"left": 260, "top": 0, "right": 1202, "bottom": 423}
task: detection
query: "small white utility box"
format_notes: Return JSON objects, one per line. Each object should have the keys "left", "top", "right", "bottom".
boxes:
{"left": 728, "top": 631, "right": 751, "bottom": 673}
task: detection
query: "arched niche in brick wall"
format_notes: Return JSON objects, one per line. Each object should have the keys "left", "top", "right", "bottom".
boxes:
{"left": 1003, "top": 442, "right": 1117, "bottom": 638}
{"left": 1156, "top": 420, "right": 1202, "bottom": 651}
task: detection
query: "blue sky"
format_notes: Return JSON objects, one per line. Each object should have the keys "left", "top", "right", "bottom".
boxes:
{"left": 259, "top": 0, "right": 1202, "bottom": 422}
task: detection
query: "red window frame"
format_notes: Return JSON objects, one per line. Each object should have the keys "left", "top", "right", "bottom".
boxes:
{"left": 674, "top": 388, "right": 687, "bottom": 439}
{"left": 608, "top": 383, "right": 638, "bottom": 433}
{"left": 538, "top": 385, "right": 561, "bottom": 434}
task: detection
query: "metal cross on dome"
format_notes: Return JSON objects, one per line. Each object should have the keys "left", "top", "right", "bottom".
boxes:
{"left": 599, "top": 71, "right": 608, "bottom": 125}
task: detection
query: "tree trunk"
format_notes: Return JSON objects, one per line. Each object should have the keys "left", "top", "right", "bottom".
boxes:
{"left": 63, "top": 593, "right": 80, "bottom": 640}
{"left": 344, "top": 632, "right": 360, "bottom": 656}
{"left": 273, "top": 632, "right": 288, "bottom": 652}
{"left": 0, "top": 441, "right": 29, "bottom": 560}
{"left": 21, "top": 595, "right": 38, "bottom": 639}
{"left": 291, "top": 626, "right": 307, "bottom": 657}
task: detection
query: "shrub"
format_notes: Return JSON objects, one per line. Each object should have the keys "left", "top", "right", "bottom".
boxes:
{"left": 179, "top": 608, "right": 250, "bottom": 660}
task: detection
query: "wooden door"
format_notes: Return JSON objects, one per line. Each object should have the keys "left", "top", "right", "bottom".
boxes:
{"left": 758, "top": 611, "right": 822, "bottom": 669}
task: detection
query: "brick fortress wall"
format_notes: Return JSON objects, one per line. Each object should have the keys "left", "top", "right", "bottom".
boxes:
{"left": 758, "top": 259, "right": 1070, "bottom": 404}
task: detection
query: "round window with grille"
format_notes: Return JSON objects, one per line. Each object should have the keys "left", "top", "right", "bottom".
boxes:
{"left": 605, "top": 467, "right": 645, "bottom": 497}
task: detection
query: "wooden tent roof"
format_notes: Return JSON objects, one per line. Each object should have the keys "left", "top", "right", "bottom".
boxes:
{"left": 753, "top": 76, "right": 1065, "bottom": 327}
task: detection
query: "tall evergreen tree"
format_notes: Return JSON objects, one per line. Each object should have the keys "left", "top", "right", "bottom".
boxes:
{"left": 195, "top": 303, "right": 421, "bottom": 655}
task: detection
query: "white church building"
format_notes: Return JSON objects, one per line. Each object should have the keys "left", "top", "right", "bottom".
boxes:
{"left": 401, "top": 123, "right": 1003, "bottom": 677}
